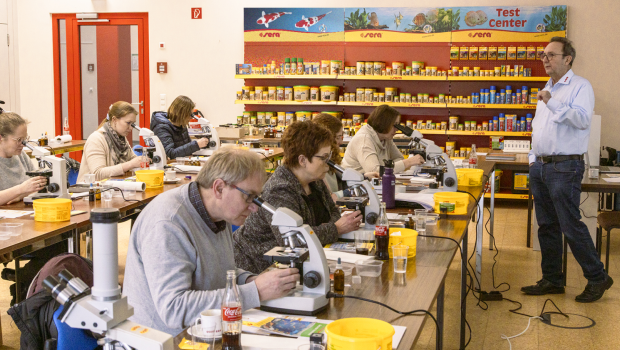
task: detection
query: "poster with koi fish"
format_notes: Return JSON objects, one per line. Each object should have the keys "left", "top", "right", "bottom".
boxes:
{"left": 244, "top": 8, "right": 344, "bottom": 42}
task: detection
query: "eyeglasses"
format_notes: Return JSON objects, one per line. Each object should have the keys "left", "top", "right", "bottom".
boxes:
{"left": 540, "top": 52, "right": 565, "bottom": 61}
{"left": 11, "top": 135, "right": 30, "bottom": 144}
{"left": 229, "top": 184, "right": 260, "bottom": 204}
{"left": 313, "top": 151, "right": 333, "bottom": 164}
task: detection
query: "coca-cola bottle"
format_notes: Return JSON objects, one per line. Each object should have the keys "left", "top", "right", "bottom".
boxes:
{"left": 63, "top": 117, "right": 70, "bottom": 135}
{"left": 374, "top": 202, "right": 390, "bottom": 261}
{"left": 222, "top": 270, "right": 242, "bottom": 350}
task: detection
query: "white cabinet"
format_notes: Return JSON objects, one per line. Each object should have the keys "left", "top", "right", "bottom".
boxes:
{"left": 0, "top": 0, "right": 7, "bottom": 24}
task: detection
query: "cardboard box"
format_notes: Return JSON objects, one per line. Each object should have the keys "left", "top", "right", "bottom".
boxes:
{"left": 216, "top": 126, "right": 249, "bottom": 139}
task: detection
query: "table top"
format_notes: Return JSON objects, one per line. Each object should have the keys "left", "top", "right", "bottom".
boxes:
{"left": 582, "top": 174, "right": 620, "bottom": 193}
{"left": 479, "top": 153, "right": 529, "bottom": 166}
{"left": 24, "top": 140, "right": 86, "bottom": 157}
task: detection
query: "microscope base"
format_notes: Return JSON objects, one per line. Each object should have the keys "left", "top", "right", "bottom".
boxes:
{"left": 193, "top": 149, "right": 214, "bottom": 156}
{"left": 260, "top": 285, "right": 328, "bottom": 316}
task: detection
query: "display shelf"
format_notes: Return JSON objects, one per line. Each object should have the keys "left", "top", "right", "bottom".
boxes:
{"left": 235, "top": 100, "right": 338, "bottom": 106}
{"left": 447, "top": 131, "right": 531, "bottom": 137}
{"left": 484, "top": 192, "right": 529, "bottom": 200}
{"left": 235, "top": 74, "right": 338, "bottom": 79}
{"left": 342, "top": 75, "right": 447, "bottom": 81}
{"left": 446, "top": 103, "right": 537, "bottom": 110}
{"left": 448, "top": 76, "right": 548, "bottom": 82}
{"left": 338, "top": 102, "right": 446, "bottom": 108}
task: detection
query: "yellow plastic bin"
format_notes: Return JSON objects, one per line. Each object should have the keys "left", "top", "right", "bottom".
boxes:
{"left": 326, "top": 318, "right": 395, "bottom": 350}
{"left": 33, "top": 198, "right": 72, "bottom": 222}
{"left": 135, "top": 170, "right": 164, "bottom": 189}
{"left": 456, "top": 168, "right": 484, "bottom": 186}
{"left": 388, "top": 228, "right": 417, "bottom": 259}
{"left": 434, "top": 192, "right": 469, "bottom": 215}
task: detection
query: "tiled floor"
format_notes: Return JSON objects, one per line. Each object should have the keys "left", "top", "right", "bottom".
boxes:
{"left": 0, "top": 204, "right": 617, "bottom": 349}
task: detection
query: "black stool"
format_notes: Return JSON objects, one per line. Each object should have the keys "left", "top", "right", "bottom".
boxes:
{"left": 597, "top": 212, "right": 620, "bottom": 272}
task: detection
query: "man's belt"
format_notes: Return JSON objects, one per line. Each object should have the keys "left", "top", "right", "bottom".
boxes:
{"left": 536, "top": 154, "right": 583, "bottom": 164}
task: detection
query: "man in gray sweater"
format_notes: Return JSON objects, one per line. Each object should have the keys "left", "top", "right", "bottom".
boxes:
{"left": 123, "top": 148, "right": 299, "bottom": 336}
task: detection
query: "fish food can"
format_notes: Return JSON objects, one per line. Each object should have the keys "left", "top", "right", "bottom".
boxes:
{"left": 405, "top": 93, "right": 412, "bottom": 103}
{"left": 449, "top": 116, "right": 459, "bottom": 130}
{"left": 344, "top": 66, "right": 351, "bottom": 75}
{"left": 284, "top": 86, "right": 293, "bottom": 101}
{"left": 330, "top": 60, "right": 342, "bottom": 75}
{"left": 356, "top": 61, "right": 365, "bottom": 75}
{"left": 411, "top": 61, "right": 424, "bottom": 76}
{"left": 321, "top": 60, "right": 331, "bottom": 75}
{"left": 285, "top": 112, "right": 295, "bottom": 126}
{"left": 365, "top": 62, "right": 374, "bottom": 75}
{"left": 293, "top": 85, "right": 310, "bottom": 102}
{"left": 276, "top": 86, "right": 285, "bottom": 101}
{"left": 365, "top": 88, "right": 375, "bottom": 102}
{"left": 392, "top": 62, "right": 404, "bottom": 76}
{"left": 405, "top": 66, "right": 412, "bottom": 76}
{"left": 356, "top": 88, "right": 365, "bottom": 102}
{"left": 236, "top": 116, "right": 243, "bottom": 125}
{"left": 373, "top": 62, "right": 383, "bottom": 76}
{"left": 267, "top": 86, "right": 276, "bottom": 101}
{"left": 378, "top": 92, "right": 385, "bottom": 102}
{"left": 385, "top": 87, "right": 397, "bottom": 102}
{"left": 257, "top": 112, "right": 266, "bottom": 124}
{"left": 423, "top": 93, "right": 430, "bottom": 103}
{"left": 441, "top": 121, "right": 447, "bottom": 130}
{"left": 373, "top": 92, "right": 379, "bottom": 102}
{"left": 242, "top": 111, "right": 252, "bottom": 124}
{"left": 320, "top": 85, "right": 339, "bottom": 102}
{"left": 439, "top": 94, "right": 445, "bottom": 103}
{"left": 277, "top": 112, "right": 286, "bottom": 127}
{"left": 310, "top": 86, "right": 320, "bottom": 101}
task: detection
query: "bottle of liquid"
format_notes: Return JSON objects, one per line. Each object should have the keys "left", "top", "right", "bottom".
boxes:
{"left": 63, "top": 118, "right": 70, "bottom": 135}
{"left": 469, "top": 144, "right": 478, "bottom": 169}
{"left": 382, "top": 160, "right": 396, "bottom": 209}
{"left": 374, "top": 202, "right": 390, "bottom": 261}
{"left": 95, "top": 182, "right": 102, "bottom": 200}
{"left": 407, "top": 210, "right": 415, "bottom": 229}
{"left": 270, "top": 60, "right": 276, "bottom": 75}
{"left": 88, "top": 184, "right": 95, "bottom": 202}
{"left": 222, "top": 270, "right": 242, "bottom": 350}
{"left": 333, "top": 257, "right": 345, "bottom": 295}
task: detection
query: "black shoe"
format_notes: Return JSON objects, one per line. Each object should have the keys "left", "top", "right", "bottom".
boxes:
{"left": 575, "top": 276, "right": 614, "bottom": 303}
{"left": 521, "top": 279, "right": 565, "bottom": 295}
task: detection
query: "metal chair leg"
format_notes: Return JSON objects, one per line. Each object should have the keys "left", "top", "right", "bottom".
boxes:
{"left": 606, "top": 229, "right": 611, "bottom": 273}
{"left": 562, "top": 238, "right": 568, "bottom": 287}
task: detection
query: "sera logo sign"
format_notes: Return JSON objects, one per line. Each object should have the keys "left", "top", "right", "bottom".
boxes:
{"left": 360, "top": 32, "right": 382, "bottom": 38}
{"left": 191, "top": 8, "right": 202, "bottom": 19}
{"left": 468, "top": 32, "right": 492, "bottom": 38}
{"left": 259, "top": 32, "right": 281, "bottom": 38}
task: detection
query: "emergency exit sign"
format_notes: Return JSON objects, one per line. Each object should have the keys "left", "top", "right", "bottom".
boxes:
{"left": 191, "top": 8, "right": 202, "bottom": 19}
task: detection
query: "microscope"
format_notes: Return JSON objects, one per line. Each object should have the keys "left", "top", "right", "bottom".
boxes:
{"left": 191, "top": 110, "right": 220, "bottom": 156}
{"left": 394, "top": 124, "right": 457, "bottom": 193}
{"left": 254, "top": 198, "right": 330, "bottom": 316}
{"left": 43, "top": 208, "right": 174, "bottom": 350}
{"left": 22, "top": 141, "right": 71, "bottom": 203}
{"left": 131, "top": 124, "right": 167, "bottom": 170}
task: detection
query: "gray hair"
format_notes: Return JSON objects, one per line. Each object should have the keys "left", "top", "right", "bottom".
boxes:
{"left": 0, "top": 112, "right": 28, "bottom": 138}
{"left": 196, "top": 148, "right": 265, "bottom": 189}
{"left": 550, "top": 36, "right": 576, "bottom": 67}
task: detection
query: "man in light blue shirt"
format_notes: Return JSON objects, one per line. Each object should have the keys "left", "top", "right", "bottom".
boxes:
{"left": 521, "top": 37, "right": 612, "bottom": 302}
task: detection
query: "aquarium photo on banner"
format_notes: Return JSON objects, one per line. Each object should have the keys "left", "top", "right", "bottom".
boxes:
{"left": 244, "top": 8, "right": 344, "bottom": 42}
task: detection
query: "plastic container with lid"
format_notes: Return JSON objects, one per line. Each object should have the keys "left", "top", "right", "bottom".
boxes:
{"left": 326, "top": 318, "right": 395, "bottom": 350}
{"left": 320, "top": 86, "right": 339, "bottom": 102}
{"left": 321, "top": 60, "right": 331, "bottom": 75}
{"left": 135, "top": 170, "right": 165, "bottom": 189}
{"left": 388, "top": 228, "right": 417, "bottom": 258}
{"left": 433, "top": 192, "right": 469, "bottom": 215}
{"left": 310, "top": 86, "right": 320, "bottom": 101}
{"left": 284, "top": 86, "right": 293, "bottom": 101}
{"left": 330, "top": 60, "right": 342, "bottom": 75}
{"left": 33, "top": 199, "right": 72, "bottom": 222}
{"left": 293, "top": 85, "right": 310, "bottom": 102}
{"left": 456, "top": 168, "right": 484, "bottom": 186}
{"left": 355, "top": 260, "right": 383, "bottom": 277}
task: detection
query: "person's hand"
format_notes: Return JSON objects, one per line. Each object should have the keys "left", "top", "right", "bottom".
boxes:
{"left": 127, "top": 156, "right": 146, "bottom": 170}
{"left": 364, "top": 172, "right": 380, "bottom": 179}
{"left": 404, "top": 154, "right": 425, "bottom": 169}
{"left": 20, "top": 176, "right": 47, "bottom": 195}
{"left": 196, "top": 137, "right": 210, "bottom": 148}
{"left": 253, "top": 268, "right": 299, "bottom": 301}
{"left": 335, "top": 210, "right": 362, "bottom": 234}
{"left": 537, "top": 90, "right": 551, "bottom": 104}
{"left": 529, "top": 162, "right": 534, "bottom": 167}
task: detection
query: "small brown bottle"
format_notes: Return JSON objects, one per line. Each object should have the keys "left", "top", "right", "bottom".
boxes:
{"left": 333, "top": 258, "right": 345, "bottom": 295}
{"left": 407, "top": 210, "right": 415, "bottom": 229}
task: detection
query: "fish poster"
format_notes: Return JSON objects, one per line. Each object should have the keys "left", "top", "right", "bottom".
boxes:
{"left": 244, "top": 8, "right": 344, "bottom": 42}
{"left": 451, "top": 6, "right": 567, "bottom": 42}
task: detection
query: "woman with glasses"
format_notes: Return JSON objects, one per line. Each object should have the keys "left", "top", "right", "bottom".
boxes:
{"left": 151, "top": 95, "right": 211, "bottom": 159}
{"left": 234, "top": 121, "right": 363, "bottom": 274}
{"left": 0, "top": 112, "right": 48, "bottom": 205}
{"left": 77, "top": 101, "right": 145, "bottom": 182}
{"left": 342, "top": 104, "right": 424, "bottom": 174}
{"left": 312, "top": 113, "right": 379, "bottom": 201}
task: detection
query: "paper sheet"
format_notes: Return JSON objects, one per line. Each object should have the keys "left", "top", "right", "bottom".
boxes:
{"left": 102, "top": 180, "right": 146, "bottom": 192}
{"left": 603, "top": 177, "right": 620, "bottom": 183}
{"left": 323, "top": 249, "right": 374, "bottom": 264}
{"left": 0, "top": 210, "right": 33, "bottom": 219}
{"left": 394, "top": 193, "right": 435, "bottom": 210}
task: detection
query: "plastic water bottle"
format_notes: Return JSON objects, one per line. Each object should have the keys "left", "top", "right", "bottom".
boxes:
{"left": 469, "top": 144, "right": 478, "bottom": 168}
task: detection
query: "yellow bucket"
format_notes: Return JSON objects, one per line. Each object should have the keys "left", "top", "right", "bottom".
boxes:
{"left": 33, "top": 198, "right": 72, "bottom": 222}
{"left": 326, "top": 318, "right": 395, "bottom": 350}
{"left": 388, "top": 227, "right": 417, "bottom": 259}
{"left": 320, "top": 85, "right": 339, "bottom": 102}
{"left": 135, "top": 170, "right": 164, "bottom": 189}
{"left": 456, "top": 168, "right": 484, "bottom": 186}
{"left": 434, "top": 192, "right": 469, "bottom": 215}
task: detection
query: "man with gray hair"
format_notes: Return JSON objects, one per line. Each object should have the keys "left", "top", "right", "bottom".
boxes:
{"left": 124, "top": 148, "right": 299, "bottom": 335}
{"left": 521, "top": 37, "right": 612, "bottom": 302}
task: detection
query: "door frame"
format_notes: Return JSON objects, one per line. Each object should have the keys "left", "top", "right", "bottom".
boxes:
{"left": 52, "top": 13, "right": 150, "bottom": 143}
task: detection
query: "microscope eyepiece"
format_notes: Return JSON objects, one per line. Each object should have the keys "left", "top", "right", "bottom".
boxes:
{"left": 393, "top": 123, "right": 413, "bottom": 137}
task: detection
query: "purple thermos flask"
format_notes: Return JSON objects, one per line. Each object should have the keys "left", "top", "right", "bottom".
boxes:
{"left": 382, "top": 160, "right": 396, "bottom": 209}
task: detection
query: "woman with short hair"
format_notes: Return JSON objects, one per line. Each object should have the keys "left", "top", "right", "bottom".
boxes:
{"left": 234, "top": 121, "right": 362, "bottom": 274}
{"left": 342, "top": 104, "right": 424, "bottom": 174}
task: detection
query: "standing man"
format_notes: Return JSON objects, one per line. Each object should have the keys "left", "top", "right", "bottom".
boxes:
{"left": 521, "top": 37, "right": 612, "bottom": 302}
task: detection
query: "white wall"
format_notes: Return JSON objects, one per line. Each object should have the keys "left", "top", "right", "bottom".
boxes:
{"left": 13, "top": 0, "right": 620, "bottom": 150}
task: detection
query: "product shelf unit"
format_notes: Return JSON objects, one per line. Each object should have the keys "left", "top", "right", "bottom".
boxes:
{"left": 338, "top": 102, "right": 445, "bottom": 108}
{"left": 446, "top": 103, "right": 537, "bottom": 110}
{"left": 446, "top": 131, "right": 531, "bottom": 137}
{"left": 448, "top": 76, "right": 548, "bottom": 82}
{"left": 235, "top": 74, "right": 338, "bottom": 79}
{"left": 484, "top": 192, "right": 529, "bottom": 200}
{"left": 235, "top": 100, "right": 338, "bottom": 106}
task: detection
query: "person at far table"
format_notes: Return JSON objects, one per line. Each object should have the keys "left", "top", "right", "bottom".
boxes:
{"left": 521, "top": 36, "right": 612, "bottom": 303}
{"left": 312, "top": 113, "right": 379, "bottom": 202}
{"left": 77, "top": 102, "right": 145, "bottom": 182}
{"left": 123, "top": 148, "right": 299, "bottom": 336}
{"left": 151, "top": 95, "right": 212, "bottom": 159}
{"left": 234, "top": 121, "right": 363, "bottom": 274}
{"left": 341, "top": 104, "right": 424, "bottom": 174}
{"left": 0, "top": 112, "right": 48, "bottom": 205}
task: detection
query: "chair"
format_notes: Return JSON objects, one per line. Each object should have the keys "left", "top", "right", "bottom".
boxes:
{"left": 597, "top": 212, "right": 620, "bottom": 272}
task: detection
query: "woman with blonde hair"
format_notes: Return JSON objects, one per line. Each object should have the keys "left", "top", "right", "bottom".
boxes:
{"left": 77, "top": 101, "right": 144, "bottom": 182}
{"left": 151, "top": 95, "right": 211, "bottom": 158}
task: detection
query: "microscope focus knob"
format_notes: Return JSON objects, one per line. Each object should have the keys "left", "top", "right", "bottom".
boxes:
{"left": 303, "top": 271, "right": 321, "bottom": 289}
{"left": 208, "top": 141, "right": 217, "bottom": 148}
{"left": 444, "top": 177, "right": 456, "bottom": 187}
{"left": 47, "top": 183, "right": 59, "bottom": 192}
{"left": 366, "top": 212, "right": 379, "bottom": 225}
{"left": 152, "top": 155, "right": 161, "bottom": 163}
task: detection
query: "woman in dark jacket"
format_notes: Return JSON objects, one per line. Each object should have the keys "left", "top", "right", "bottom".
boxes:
{"left": 233, "top": 121, "right": 363, "bottom": 274}
{"left": 150, "top": 95, "right": 210, "bottom": 158}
